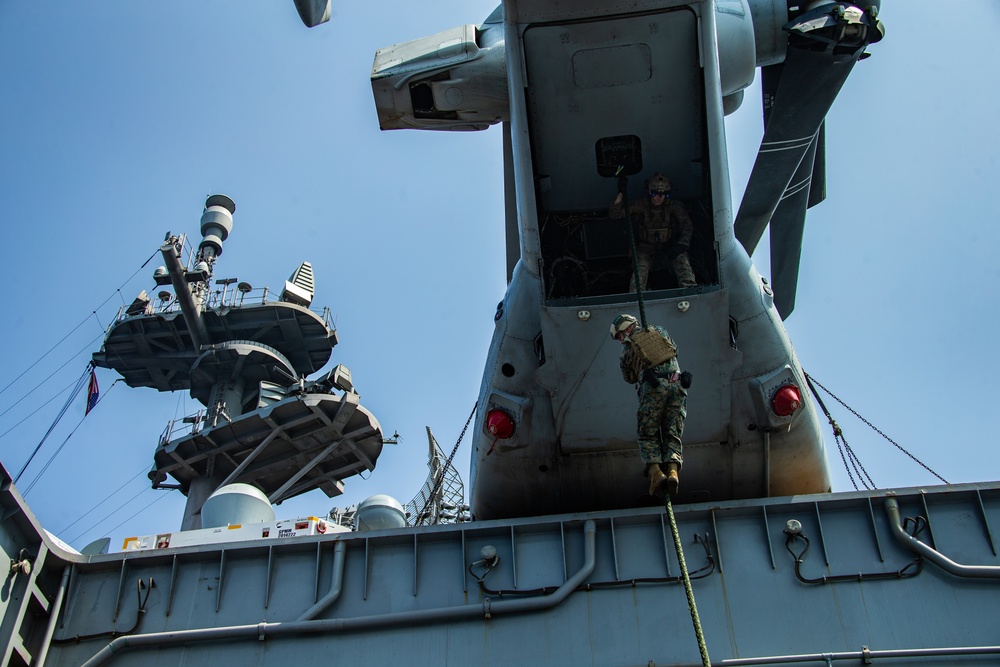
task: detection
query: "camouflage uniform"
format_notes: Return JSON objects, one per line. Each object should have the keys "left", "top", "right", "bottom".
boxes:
{"left": 619, "top": 325, "right": 686, "bottom": 470}
{"left": 609, "top": 196, "right": 696, "bottom": 290}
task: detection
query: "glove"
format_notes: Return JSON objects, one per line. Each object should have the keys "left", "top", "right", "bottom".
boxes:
{"left": 617, "top": 174, "right": 627, "bottom": 195}
{"left": 680, "top": 371, "right": 693, "bottom": 389}
{"left": 642, "top": 368, "right": 658, "bottom": 387}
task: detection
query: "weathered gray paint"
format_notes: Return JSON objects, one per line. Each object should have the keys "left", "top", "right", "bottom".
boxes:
{"left": 462, "top": 0, "right": 831, "bottom": 519}
{"left": 4, "top": 460, "right": 999, "bottom": 666}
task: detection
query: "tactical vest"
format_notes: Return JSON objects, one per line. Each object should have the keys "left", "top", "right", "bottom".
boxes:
{"left": 640, "top": 200, "right": 673, "bottom": 244}
{"left": 626, "top": 326, "right": 677, "bottom": 377}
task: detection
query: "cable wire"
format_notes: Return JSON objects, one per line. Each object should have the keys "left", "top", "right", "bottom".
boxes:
{"left": 102, "top": 490, "right": 176, "bottom": 541}
{"left": 55, "top": 465, "right": 152, "bottom": 536}
{"left": 0, "top": 332, "right": 104, "bottom": 422}
{"left": 21, "top": 380, "right": 120, "bottom": 496}
{"left": 13, "top": 365, "right": 92, "bottom": 485}
{"left": 0, "top": 247, "right": 158, "bottom": 400}
{"left": 66, "top": 484, "right": 154, "bottom": 545}
{"left": 0, "top": 378, "right": 76, "bottom": 443}
{"left": 805, "top": 372, "right": 948, "bottom": 485}
{"left": 0, "top": 316, "right": 92, "bottom": 399}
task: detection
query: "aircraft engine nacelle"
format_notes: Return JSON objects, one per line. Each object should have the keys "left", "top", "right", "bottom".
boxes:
{"left": 371, "top": 20, "right": 508, "bottom": 131}
{"left": 725, "top": 0, "right": 881, "bottom": 117}
{"left": 716, "top": 0, "right": 759, "bottom": 115}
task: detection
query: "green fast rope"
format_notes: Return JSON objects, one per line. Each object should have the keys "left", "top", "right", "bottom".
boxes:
{"left": 666, "top": 496, "right": 711, "bottom": 666}
{"left": 617, "top": 169, "right": 710, "bottom": 665}
{"left": 617, "top": 166, "right": 648, "bottom": 327}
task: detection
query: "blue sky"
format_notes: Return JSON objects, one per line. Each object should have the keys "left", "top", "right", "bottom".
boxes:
{"left": 0, "top": 1, "right": 997, "bottom": 551}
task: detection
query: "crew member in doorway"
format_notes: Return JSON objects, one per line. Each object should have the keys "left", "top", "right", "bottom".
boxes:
{"left": 609, "top": 172, "right": 696, "bottom": 291}
{"left": 611, "top": 314, "right": 687, "bottom": 498}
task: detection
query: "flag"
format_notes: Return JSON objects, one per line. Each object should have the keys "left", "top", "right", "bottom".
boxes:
{"left": 85, "top": 368, "right": 100, "bottom": 416}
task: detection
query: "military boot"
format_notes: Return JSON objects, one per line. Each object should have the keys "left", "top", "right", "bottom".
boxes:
{"left": 647, "top": 464, "right": 668, "bottom": 497}
{"left": 665, "top": 462, "right": 680, "bottom": 498}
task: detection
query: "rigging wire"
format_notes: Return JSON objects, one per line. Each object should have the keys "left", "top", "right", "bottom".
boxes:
{"left": 54, "top": 465, "right": 152, "bottom": 536}
{"left": 805, "top": 373, "right": 876, "bottom": 490}
{"left": 0, "top": 247, "right": 159, "bottom": 400}
{"left": 0, "top": 377, "right": 76, "bottom": 443}
{"left": 0, "top": 332, "right": 105, "bottom": 422}
{"left": 12, "top": 365, "right": 92, "bottom": 485}
{"left": 66, "top": 484, "right": 156, "bottom": 545}
{"left": 21, "top": 380, "right": 120, "bottom": 497}
{"left": 0, "top": 315, "right": 92, "bottom": 399}
{"left": 805, "top": 372, "right": 949, "bottom": 485}
{"left": 100, "top": 489, "right": 177, "bottom": 545}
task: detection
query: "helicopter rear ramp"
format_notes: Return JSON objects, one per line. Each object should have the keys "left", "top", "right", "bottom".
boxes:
{"left": 2, "top": 460, "right": 999, "bottom": 666}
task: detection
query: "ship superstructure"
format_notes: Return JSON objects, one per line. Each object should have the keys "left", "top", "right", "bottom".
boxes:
{"left": 91, "top": 195, "right": 384, "bottom": 530}
{"left": 2, "top": 465, "right": 1000, "bottom": 666}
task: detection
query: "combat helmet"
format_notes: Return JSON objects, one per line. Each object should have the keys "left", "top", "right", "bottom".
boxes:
{"left": 610, "top": 314, "right": 638, "bottom": 339}
{"left": 647, "top": 173, "right": 672, "bottom": 194}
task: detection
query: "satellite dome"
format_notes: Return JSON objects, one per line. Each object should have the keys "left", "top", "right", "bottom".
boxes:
{"left": 356, "top": 494, "right": 406, "bottom": 531}
{"left": 201, "top": 483, "right": 275, "bottom": 528}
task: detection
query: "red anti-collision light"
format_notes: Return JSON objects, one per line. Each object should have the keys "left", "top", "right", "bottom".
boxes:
{"left": 772, "top": 385, "right": 801, "bottom": 417}
{"left": 486, "top": 409, "right": 516, "bottom": 439}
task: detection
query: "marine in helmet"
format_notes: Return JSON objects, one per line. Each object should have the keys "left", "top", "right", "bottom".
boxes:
{"left": 610, "top": 313, "right": 687, "bottom": 498}
{"left": 610, "top": 172, "right": 696, "bottom": 291}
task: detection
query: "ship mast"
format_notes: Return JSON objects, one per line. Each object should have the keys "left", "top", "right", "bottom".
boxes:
{"left": 93, "top": 195, "right": 384, "bottom": 529}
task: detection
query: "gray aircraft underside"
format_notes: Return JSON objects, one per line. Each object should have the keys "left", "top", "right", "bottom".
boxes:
{"left": 371, "top": 0, "right": 882, "bottom": 518}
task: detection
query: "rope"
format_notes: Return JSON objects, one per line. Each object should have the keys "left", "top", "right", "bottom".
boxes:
{"left": 666, "top": 496, "right": 711, "bottom": 666}
{"left": 616, "top": 166, "right": 647, "bottom": 327}
{"left": 616, "top": 171, "right": 709, "bottom": 664}
{"left": 804, "top": 372, "right": 949, "bottom": 485}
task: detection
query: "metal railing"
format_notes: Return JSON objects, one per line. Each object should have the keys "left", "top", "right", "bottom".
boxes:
{"left": 158, "top": 411, "right": 205, "bottom": 448}
{"left": 111, "top": 283, "right": 335, "bottom": 332}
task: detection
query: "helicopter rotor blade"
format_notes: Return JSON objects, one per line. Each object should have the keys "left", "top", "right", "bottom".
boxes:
{"left": 807, "top": 122, "right": 827, "bottom": 210}
{"left": 769, "top": 131, "right": 820, "bottom": 318}
{"left": 293, "top": 0, "right": 331, "bottom": 27}
{"left": 735, "top": 3, "right": 883, "bottom": 265}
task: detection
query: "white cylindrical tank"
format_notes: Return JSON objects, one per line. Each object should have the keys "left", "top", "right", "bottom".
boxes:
{"left": 355, "top": 494, "right": 406, "bottom": 531}
{"left": 201, "top": 483, "right": 275, "bottom": 528}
